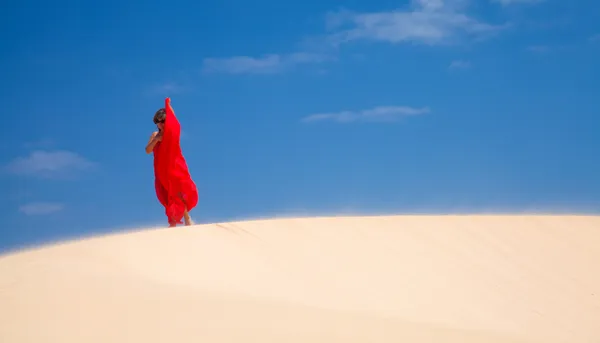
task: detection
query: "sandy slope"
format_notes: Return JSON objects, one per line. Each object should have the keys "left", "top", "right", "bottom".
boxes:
{"left": 0, "top": 215, "right": 599, "bottom": 342}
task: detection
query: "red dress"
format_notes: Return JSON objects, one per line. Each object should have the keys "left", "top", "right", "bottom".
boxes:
{"left": 152, "top": 97, "right": 198, "bottom": 226}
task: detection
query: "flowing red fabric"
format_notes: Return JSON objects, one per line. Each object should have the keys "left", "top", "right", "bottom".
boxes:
{"left": 153, "top": 97, "right": 198, "bottom": 226}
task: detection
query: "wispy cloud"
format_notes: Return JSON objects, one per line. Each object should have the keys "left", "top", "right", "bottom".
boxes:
{"left": 302, "top": 105, "right": 430, "bottom": 123}
{"left": 202, "top": 52, "right": 333, "bottom": 74}
{"left": 324, "top": 0, "right": 507, "bottom": 47}
{"left": 4, "top": 150, "right": 96, "bottom": 179}
{"left": 449, "top": 59, "right": 471, "bottom": 69}
{"left": 200, "top": 1, "right": 516, "bottom": 75}
{"left": 589, "top": 34, "right": 600, "bottom": 43}
{"left": 147, "top": 82, "right": 186, "bottom": 95}
{"left": 527, "top": 45, "right": 550, "bottom": 53}
{"left": 491, "top": 0, "right": 545, "bottom": 6}
{"left": 19, "top": 202, "right": 64, "bottom": 216}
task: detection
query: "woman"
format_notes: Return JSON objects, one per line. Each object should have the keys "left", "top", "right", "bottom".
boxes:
{"left": 145, "top": 97, "right": 198, "bottom": 227}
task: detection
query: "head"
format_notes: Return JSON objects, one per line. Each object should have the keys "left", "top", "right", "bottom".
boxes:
{"left": 153, "top": 108, "right": 166, "bottom": 131}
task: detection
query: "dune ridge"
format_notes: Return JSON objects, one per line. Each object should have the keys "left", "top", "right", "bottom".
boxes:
{"left": 1, "top": 214, "right": 599, "bottom": 342}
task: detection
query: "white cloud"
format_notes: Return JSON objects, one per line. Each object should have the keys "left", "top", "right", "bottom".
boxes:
{"left": 4, "top": 150, "right": 95, "bottom": 179}
{"left": 19, "top": 202, "right": 64, "bottom": 216}
{"left": 143, "top": 82, "right": 188, "bottom": 98}
{"left": 150, "top": 82, "right": 185, "bottom": 94}
{"left": 527, "top": 45, "right": 550, "bottom": 53}
{"left": 200, "top": 1, "right": 518, "bottom": 75}
{"left": 449, "top": 59, "right": 471, "bottom": 69}
{"left": 325, "top": 0, "right": 507, "bottom": 46}
{"left": 302, "top": 105, "right": 430, "bottom": 123}
{"left": 491, "top": 0, "right": 545, "bottom": 5}
{"left": 202, "top": 52, "right": 333, "bottom": 74}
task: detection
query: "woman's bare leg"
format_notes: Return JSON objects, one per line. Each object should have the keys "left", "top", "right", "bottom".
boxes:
{"left": 177, "top": 192, "right": 193, "bottom": 226}
{"left": 183, "top": 208, "right": 193, "bottom": 226}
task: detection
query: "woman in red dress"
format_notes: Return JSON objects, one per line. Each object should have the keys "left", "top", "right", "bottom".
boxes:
{"left": 145, "top": 98, "right": 198, "bottom": 227}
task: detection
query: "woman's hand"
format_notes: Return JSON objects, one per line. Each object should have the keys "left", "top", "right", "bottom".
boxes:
{"left": 145, "top": 131, "right": 162, "bottom": 154}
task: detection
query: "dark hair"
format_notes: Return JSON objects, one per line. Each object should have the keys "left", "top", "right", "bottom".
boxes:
{"left": 153, "top": 108, "right": 166, "bottom": 124}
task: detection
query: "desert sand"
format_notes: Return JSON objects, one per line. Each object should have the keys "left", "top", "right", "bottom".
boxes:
{"left": 1, "top": 215, "right": 599, "bottom": 342}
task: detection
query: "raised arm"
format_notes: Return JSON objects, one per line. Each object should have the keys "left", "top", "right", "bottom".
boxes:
{"left": 160, "top": 98, "right": 181, "bottom": 183}
{"left": 162, "top": 97, "right": 181, "bottom": 142}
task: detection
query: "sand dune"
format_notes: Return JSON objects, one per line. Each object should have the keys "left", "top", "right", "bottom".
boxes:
{"left": 1, "top": 215, "right": 599, "bottom": 342}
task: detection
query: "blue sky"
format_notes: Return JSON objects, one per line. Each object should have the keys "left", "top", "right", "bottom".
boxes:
{"left": 1, "top": 0, "right": 599, "bottom": 252}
